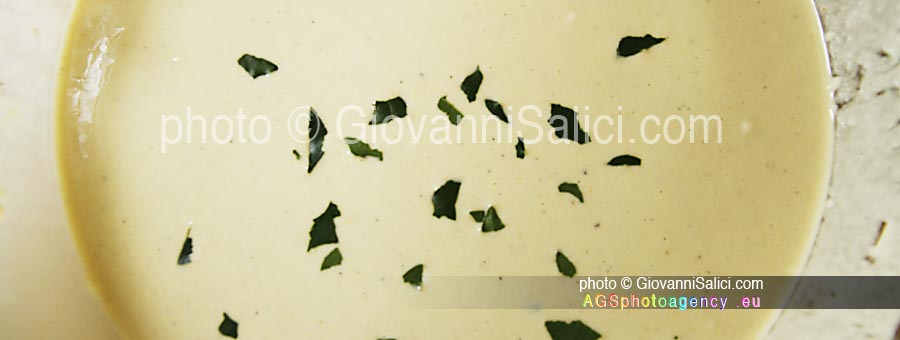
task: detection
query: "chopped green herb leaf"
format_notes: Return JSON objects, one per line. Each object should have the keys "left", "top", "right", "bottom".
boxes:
{"left": 432, "top": 180, "right": 461, "bottom": 220}
{"left": 515, "top": 137, "right": 526, "bottom": 159}
{"left": 617, "top": 34, "right": 666, "bottom": 57}
{"left": 484, "top": 99, "right": 509, "bottom": 123}
{"left": 292, "top": 149, "right": 301, "bottom": 160}
{"left": 556, "top": 251, "right": 577, "bottom": 277}
{"left": 469, "top": 210, "right": 485, "bottom": 223}
{"left": 545, "top": 320, "right": 600, "bottom": 340}
{"left": 437, "top": 96, "right": 465, "bottom": 125}
{"left": 607, "top": 154, "right": 641, "bottom": 166}
{"left": 177, "top": 228, "right": 192, "bottom": 265}
{"left": 308, "top": 108, "right": 328, "bottom": 173}
{"left": 370, "top": 97, "right": 408, "bottom": 125}
{"left": 549, "top": 104, "right": 591, "bottom": 144}
{"left": 482, "top": 206, "right": 506, "bottom": 233}
{"left": 320, "top": 248, "right": 343, "bottom": 271}
{"left": 460, "top": 66, "right": 483, "bottom": 102}
{"left": 403, "top": 264, "right": 424, "bottom": 288}
{"left": 558, "top": 183, "right": 584, "bottom": 203}
{"left": 345, "top": 137, "right": 383, "bottom": 161}
{"left": 219, "top": 313, "right": 239, "bottom": 338}
{"left": 308, "top": 202, "right": 341, "bottom": 251}
{"left": 237, "top": 54, "right": 278, "bottom": 79}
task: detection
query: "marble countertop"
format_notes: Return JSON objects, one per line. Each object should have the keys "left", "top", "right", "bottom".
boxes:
{"left": 0, "top": 0, "right": 897, "bottom": 338}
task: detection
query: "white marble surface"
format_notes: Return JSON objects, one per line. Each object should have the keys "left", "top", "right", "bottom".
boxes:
{"left": 0, "top": 0, "right": 897, "bottom": 339}
{"left": 0, "top": 0, "right": 118, "bottom": 339}
{"left": 769, "top": 1, "right": 900, "bottom": 339}
{"left": 0, "top": 0, "right": 114, "bottom": 339}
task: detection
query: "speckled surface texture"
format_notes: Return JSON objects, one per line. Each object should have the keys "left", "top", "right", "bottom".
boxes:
{"left": 769, "top": 1, "right": 900, "bottom": 339}
{"left": 0, "top": 0, "right": 897, "bottom": 339}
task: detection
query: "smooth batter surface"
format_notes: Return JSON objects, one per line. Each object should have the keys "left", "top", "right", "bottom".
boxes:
{"left": 57, "top": 0, "right": 832, "bottom": 338}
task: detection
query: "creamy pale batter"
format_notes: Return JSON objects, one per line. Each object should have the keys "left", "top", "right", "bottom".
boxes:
{"left": 57, "top": 0, "right": 832, "bottom": 338}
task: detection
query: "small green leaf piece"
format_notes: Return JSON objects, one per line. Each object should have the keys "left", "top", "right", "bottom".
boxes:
{"left": 558, "top": 183, "right": 584, "bottom": 203}
{"left": 556, "top": 251, "right": 577, "bottom": 277}
{"left": 237, "top": 54, "right": 278, "bottom": 78}
{"left": 432, "top": 180, "right": 461, "bottom": 220}
{"left": 549, "top": 104, "right": 591, "bottom": 144}
{"left": 308, "top": 202, "right": 341, "bottom": 251}
{"left": 321, "top": 248, "right": 343, "bottom": 271}
{"left": 403, "top": 264, "right": 424, "bottom": 287}
{"left": 484, "top": 99, "right": 508, "bottom": 123}
{"left": 308, "top": 108, "right": 328, "bottom": 173}
{"left": 469, "top": 210, "right": 485, "bottom": 223}
{"left": 545, "top": 320, "right": 600, "bottom": 340}
{"left": 607, "top": 154, "right": 641, "bottom": 166}
{"left": 461, "top": 66, "right": 483, "bottom": 102}
{"left": 437, "top": 96, "right": 465, "bottom": 125}
{"left": 345, "top": 137, "right": 383, "bottom": 161}
{"left": 515, "top": 137, "right": 525, "bottom": 159}
{"left": 219, "top": 313, "right": 239, "bottom": 338}
{"left": 481, "top": 206, "right": 506, "bottom": 233}
{"left": 370, "top": 97, "right": 408, "bottom": 125}
{"left": 292, "top": 149, "right": 301, "bottom": 160}
{"left": 177, "top": 228, "right": 192, "bottom": 265}
{"left": 617, "top": 34, "right": 666, "bottom": 57}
